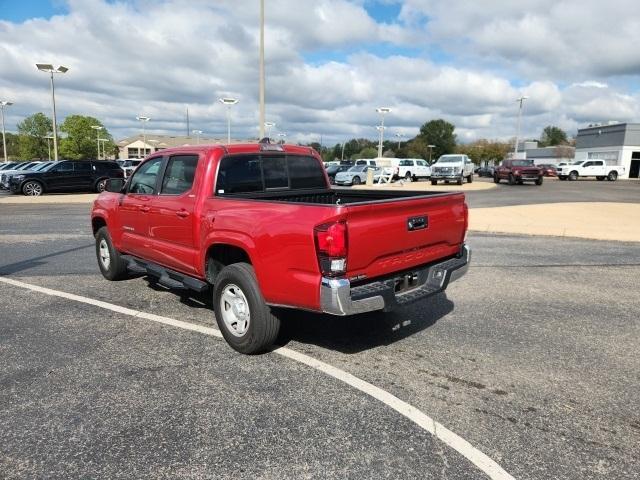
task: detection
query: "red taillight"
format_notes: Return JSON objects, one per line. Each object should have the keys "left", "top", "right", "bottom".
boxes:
{"left": 314, "top": 221, "right": 348, "bottom": 276}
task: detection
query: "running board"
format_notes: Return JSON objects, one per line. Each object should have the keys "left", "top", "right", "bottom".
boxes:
{"left": 122, "top": 256, "right": 209, "bottom": 293}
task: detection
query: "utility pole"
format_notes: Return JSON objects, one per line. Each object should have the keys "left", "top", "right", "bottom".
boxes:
{"left": 186, "top": 106, "right": 190, "bottom": 137}
{"left": 0, "top": 101, "right": 12, "bottom": 163}
{"left": 258, "top": 0, "right": 265, "bottom": 138}
{"left": 514, "top": 96, "right": 529, "bottom": 158}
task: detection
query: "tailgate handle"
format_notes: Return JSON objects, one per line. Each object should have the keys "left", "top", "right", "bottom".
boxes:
{"left": 407, "top": 215, "right": 427, "bottom": 231}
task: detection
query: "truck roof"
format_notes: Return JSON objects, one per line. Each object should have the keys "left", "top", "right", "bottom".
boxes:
{"left": 144, "top": 143, "right": 318, "bottom": 157}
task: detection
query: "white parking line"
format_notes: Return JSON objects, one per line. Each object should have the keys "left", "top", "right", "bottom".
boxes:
{"left": 0, "top": 276, "right": 514, "bottom": 480}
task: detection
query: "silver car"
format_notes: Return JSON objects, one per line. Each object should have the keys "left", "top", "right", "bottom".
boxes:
{"left": 334, "top": 165, "right": 380, "bottom": 186}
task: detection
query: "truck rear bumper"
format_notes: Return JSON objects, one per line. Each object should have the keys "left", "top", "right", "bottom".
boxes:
{"left": 320, "top": 244, "right": 471, "bottom": 316}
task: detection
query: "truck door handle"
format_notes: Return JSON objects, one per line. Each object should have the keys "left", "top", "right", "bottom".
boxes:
{"left": 176, "top": 210, "right": 189, "bottom": 218}
{"left": 139, "top": 206, "right": 150, "bottom": 213}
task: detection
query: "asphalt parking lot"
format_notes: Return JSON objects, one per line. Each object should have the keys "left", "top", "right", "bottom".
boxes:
{"left": 1, "top": 185, "right": 639, "bottom": 479}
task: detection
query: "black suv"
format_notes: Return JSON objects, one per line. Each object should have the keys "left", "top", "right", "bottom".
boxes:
{"left": 9, "top": 160, "right": 124, "bottom": 196}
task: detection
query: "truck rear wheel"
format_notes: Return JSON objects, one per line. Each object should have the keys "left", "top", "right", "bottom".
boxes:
{"left": 607, "top": 171, "right": 618, "bottom": 181}
{"left": 95, "top": 227, "right": 128, "bottom": 281}
{"left": 213, "top": 262, "right": 280, "bottom": 354}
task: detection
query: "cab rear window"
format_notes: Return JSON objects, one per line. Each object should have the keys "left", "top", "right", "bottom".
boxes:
{"left": 216, "top": 155, "right": 325, "bottom": 195}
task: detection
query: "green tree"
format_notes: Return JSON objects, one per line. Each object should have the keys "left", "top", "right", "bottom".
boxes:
{"left": 358, "top": 146, "right": 378, "bottom": 159}
{"left": 416, "top": 119, "right": 457, "bottom": 160}
{"left": 0, "top": 132, "right": 20, "bottom": 160}
{"left": 59, "top": 115, "right": 115, "bottom": 160}
{"left": 539, "top": 125, "right": 568, "bottom": 147}
{"left": 17, "top": 112, "right": 52, "bottom": 159}
{"left": 456, "top": 139, "right": 511, "bottom": 165}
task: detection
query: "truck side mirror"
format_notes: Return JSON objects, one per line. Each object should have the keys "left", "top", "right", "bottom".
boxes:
{"left": 105, "top": 178, "right": 125, "bottom": 193}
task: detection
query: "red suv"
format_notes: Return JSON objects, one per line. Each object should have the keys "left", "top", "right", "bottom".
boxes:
{"left": 494, "top": 160, "right": 543, "bottom": 185}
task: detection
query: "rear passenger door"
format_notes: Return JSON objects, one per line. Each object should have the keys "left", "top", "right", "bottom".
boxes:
{"left": 147, "top": 154, "right": 200, "bottom": 274}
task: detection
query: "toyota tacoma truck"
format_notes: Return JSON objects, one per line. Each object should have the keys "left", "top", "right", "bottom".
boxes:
{"left": 91, "top": 141, "right": 470, "bottom": 354}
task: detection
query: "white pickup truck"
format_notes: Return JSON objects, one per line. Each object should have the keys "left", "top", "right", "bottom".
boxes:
{"left": 557, "top": 160, "right": 624, "bottom": 181}
{"left": 430, "top": 154, "right": 475, "bottom": 185}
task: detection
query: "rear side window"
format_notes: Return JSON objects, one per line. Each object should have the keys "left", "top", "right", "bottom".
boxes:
{"left": 217, "top": 155, "right": 263, "bottom": 194}
{"left": 161, "top": 155, "right": 199, "bottom": 195}
{"left": 56, "top": 162, "right": 73, "bottom": 172}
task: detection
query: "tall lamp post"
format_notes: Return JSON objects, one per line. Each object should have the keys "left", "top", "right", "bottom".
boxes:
{"left": 428, "top": 144, "right": 435, "bottom": 163}
{"left": 259, "top": 0, "right": 265, "bottom": 138}
{"left": 136, "top": 115, "right": 150, "bottom": 158}
{"left": 395, "top": 132, "right": 404, "bottom": 150}
{"left": 376, "top": 107, "right": 391, "bottom": 157}
{"left": 91, "top": 125, "right": 103, "bottom": 160}
{"left": 36, "top": 64, "right": 69, "bottom": 161}
{"left": 219, "top": 97, "right": 239, "bottom": 144}
{"left": 192, "top": 129, "right": 202, "bottom": 145}
{"left": 0, "top": 100, "right": 12, "bottom": 163}
{"left": 45, "top": 135, "right": 54, "bottom": 160}
{"left": 264, "top": 122, "right": 275, "bottom": 139}
{"left": 98, "top": 138, "right": 109, "bottom": 159}
{"left": 514, "top": 96, "right": 529, "bottom": 158}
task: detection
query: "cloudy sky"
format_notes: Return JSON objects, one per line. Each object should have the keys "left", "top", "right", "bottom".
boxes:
{"left": 1, "top": 0, "right": 639, "bottom": 145}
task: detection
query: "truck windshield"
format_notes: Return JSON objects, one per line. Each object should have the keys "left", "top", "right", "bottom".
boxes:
{"left": 216, "top": 154, "right": 326, "bottom": 194}
{"left": 511, "top": 160, "right": 534, "bottom": 166}
{"left": 436, "top": 156, "right": 463, "bottom": 163}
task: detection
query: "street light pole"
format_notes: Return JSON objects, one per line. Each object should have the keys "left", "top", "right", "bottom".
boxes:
{"left": 36, "top": 64, "right": 69, "bottom": 161}
{"left": 428, "top": 144, "right": 435, "bottom": 163}
{"left": 514, "top": 96, "right": 529, "bottom": 158}
{"left": 259, "top": 0, "right": 265, "bottom": 138}
{"left": 395, "top": 132, "right": 404, "bottom": 150}
{"left": 136, "top": 115, "right": 150, "bottom": 158}
{"left": 45, "top": 135, "right": 54, "bottom": 160}
{"left": 219, "top": 97, "right": 239, "bottom": 144}
{"left": 0, "top": 101, "right": 13, "bottom": 163}
{"left": 91, "top": 125, "right": 103, "bottom": 160}
{"left": 264, "top": 122, "right": 275, "bottom": 139}
{"left": 376, "top": 107, "right": 391, "bottom": 157}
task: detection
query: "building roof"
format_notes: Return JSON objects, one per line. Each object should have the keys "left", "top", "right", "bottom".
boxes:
{"left": 576, "top": 123, "right": 640, "bottom": 149}
{"left": 117, "top": 134, "right": 246, "bottom": 148}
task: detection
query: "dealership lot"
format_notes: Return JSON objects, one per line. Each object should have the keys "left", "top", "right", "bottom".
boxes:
{"left": 1, "top": 184, "right": 639, "bottom": 479}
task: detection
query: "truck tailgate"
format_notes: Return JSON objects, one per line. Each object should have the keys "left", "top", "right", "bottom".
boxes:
{"left": 344, "top": 193, "right": 467, "bottom": 279}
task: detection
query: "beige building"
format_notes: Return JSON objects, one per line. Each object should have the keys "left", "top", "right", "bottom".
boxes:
{"left": 117, "top": 134, "right": 245, "bottom": 159}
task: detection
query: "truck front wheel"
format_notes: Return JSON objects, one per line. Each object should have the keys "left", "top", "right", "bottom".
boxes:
{"left": 95, "top": 227, "right": 128, "bottom": 281}
{"left": 213, "top": 263, "right": 280, "bottom": 354}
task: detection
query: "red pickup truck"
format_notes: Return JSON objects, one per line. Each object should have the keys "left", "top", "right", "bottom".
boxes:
{"left": 91, "top": 141, "right": 470, "bottom": 353}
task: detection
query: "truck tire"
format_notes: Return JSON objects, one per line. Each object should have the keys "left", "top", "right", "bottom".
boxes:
{"left": 568, "top": 171, "right": 578, "bottom": 181}
{"left": 456, "top": 176, "right": 463, "bottom": 185}
{"left": 508, "top": 174, "right": 516, "bottom": 185}
{"left": 405, "top": 171, "right": 413, "bottom": 182}
{"left": 431, "top": 179, "right": 437, "bottom": 185}
{"left": 493, "top": 174, "right": 500, "bottom": 184}
{"left": 95, "top": 226, "right": 128, "bottom": 281}
{"left": 607, "top": 171, "right": 618, "bottom": 181}
{"left": 535, "top": 176, "right": 544, "bottom": 186}
{"left": 352, "top": 176, "right": 361, "bottom": 185}
{"left": 467, "top": 173, "right": 473, "bottom": 183}
{"left": 213, "top": 262, "right": 280, "bottom": 354}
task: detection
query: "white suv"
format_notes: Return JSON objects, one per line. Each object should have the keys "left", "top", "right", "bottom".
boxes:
{"left": 430, "top": 155, "right": 474, "bottom": 185}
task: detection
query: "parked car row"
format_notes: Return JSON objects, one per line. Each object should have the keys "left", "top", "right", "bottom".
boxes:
{"left": 1, "top": 160, "right": 124, "bottom": 196}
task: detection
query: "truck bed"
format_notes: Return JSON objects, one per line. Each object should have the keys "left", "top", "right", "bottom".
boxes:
{"left": 218, "top": 188, "right": 458, "bottom": 205}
